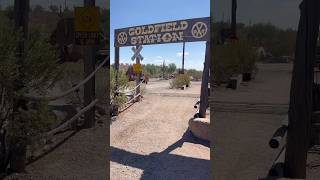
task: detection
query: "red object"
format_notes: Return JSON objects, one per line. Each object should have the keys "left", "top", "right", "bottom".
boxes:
{"left": 228, "top": 34, "right": 238, "bottom": 43}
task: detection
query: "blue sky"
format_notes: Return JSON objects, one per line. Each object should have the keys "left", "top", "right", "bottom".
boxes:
{"left": 110, "top": 0, "right": 210, "bottom": 70}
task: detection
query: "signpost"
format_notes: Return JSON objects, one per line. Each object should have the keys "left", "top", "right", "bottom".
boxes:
{"left": 133, "top": 63, "right": 142, "bottom": 74}
{"left": 76, "top": 0, "right": 100, "bottom": 128}
{"left": 114, "top": 17, "right": 210, "bottom": 117}
{"left": 114, "top": 17, "right": 210, "bottom": 47}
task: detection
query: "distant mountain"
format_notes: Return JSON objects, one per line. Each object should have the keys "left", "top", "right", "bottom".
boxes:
{"left": 0, "top": 0, "right": 109, "bottom": 9}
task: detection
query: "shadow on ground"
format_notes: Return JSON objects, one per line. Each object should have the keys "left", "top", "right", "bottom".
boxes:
{"left": 111, "top": 130, "right": 210, "bottom": 180}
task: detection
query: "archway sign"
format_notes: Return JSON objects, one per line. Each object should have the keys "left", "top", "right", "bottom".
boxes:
{"left": 114, "top": 17, "right": 210, "bottom": 118}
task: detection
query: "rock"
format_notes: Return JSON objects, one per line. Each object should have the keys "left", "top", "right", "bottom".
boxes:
{"left": 188, "top": 117, "right": 210, "bottom": 141}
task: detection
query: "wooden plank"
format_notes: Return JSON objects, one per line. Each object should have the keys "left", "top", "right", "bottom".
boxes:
{"left": 284, "top": 0, "right": 320, "bottom": 178}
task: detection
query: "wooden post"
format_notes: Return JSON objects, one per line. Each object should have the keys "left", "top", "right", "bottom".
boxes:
{"left": 115, "top": 47, "right": 120, "bottom": 91}
{"left": 14, "top": 0, "right": 29, "bottom": 66}
{"left": 199, "top": 41, "right": 210, "bottom": 118}
{"left": 182, "top": 42, "right": 185, "bottom": 74}
{"left": 135, "top": 45, "right": 141, "bottom": 102}
{"left": 82, "top": 0, "right": 96, "bottom": 128}
{"left": 11, "top": 0, "right": 29, "bottom": 173}
{"left": 284, "top": 0, "right": 319, "bottom": 178}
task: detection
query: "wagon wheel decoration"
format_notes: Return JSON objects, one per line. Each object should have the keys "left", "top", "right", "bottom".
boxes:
{"left": 191, "top": 22, "right": 208, "bottom": 39}
{"left": 117, "top": 32, "right": 128, "bottom": 45}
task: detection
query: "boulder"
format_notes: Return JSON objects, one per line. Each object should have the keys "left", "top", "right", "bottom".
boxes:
{"left": 188, "top": 117, "right": 210, "bottom": 141}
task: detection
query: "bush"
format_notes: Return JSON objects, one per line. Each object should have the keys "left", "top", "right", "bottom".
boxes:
{"left": 187, "top": 69, "right": 202, "bottom": 81}
{"left": 110, "top": 66, "right": 130, "bottom": 107}
{"left": 213, "top": 39, "right": 257, "bottom": 85}
{"left": 170, "top": 74, "right": 190, "bottom": 89}
{"left": 237, "top": 40, "right": 257, "bottom": 73}
{"left": 0, "top": 14, "right": 61, "bottom": 173}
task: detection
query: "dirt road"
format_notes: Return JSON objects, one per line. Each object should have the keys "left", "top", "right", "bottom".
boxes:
{"left": 211, "top": 63, "right": 320, "bottom": 180}
{"left": 111, "top": 80, "right": 210, "bottom": 180}
{"left": 211, "top": 63, "right": 292, "bottom": 180}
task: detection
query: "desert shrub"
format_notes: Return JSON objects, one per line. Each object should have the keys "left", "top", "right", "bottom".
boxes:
{"left": 213, "top": 43, "right": 240, "bottom": 85}
{"left": 236, "top": 39, "right": 257, "bottom": 73}
{"left": 110, "top": 66, "right": 129, "bottom": 106}
{"left": 7, "top": 101, "right": 55, "bottom": 144}
{"left": 213, "top": 39, "right": 257, "bottom": 85}
{"left": 170, "top": 74, "right": 190, "bottom": 89}
{"left": 0, "top": 13, "right": 60, "bottom": 144}
{"left": 187, "top": 69, "right": 202, "bottom": 81}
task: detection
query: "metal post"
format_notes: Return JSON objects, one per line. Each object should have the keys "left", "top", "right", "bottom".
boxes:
{"left": 135, "top": 45, "right": 141, "bottom": 102}
{"left": 82, "top": 0, "right": 96, "bottom": 128}
{"left": 199, "top": 41, "right": 210, "bottom": 118}
{"left": 182, "top": 42, "right": 185, "bottom": 74}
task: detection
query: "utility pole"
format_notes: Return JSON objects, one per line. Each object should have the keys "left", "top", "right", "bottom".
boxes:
{"left": 82, "top": 0, "right": 96, "bottom": 128}
{"left": 231, "top": 0, "right": 237, "bottom": 37}
{"left": 182, "top": 42, "right": 185, "bottom": 74}
{"left": 162, "top": 59, "right": 165, "bottom": 79}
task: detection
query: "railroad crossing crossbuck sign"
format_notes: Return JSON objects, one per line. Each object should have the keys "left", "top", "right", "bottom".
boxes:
{"left": 131, "top": 45, "right": 144, "bottom": 61}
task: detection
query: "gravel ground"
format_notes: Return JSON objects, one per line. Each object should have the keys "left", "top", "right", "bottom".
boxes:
{"left": 111, "top": 81, "right": 210, "bottom": 180}
{"left": 23, "top": 122, "right": 108, "bottom": 180}
{"left": 211, "top": 63, "right": 320, "bottom": 180}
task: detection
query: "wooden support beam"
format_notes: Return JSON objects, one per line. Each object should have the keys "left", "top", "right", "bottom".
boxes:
{"left": 284, "top": 0, "right": 320, "bottom": 178}
{"left": 10, "top": 0, "right": 30, "bottom": 173}
{"left": 82, "top": 0, "right": 96, "bottom": 129}
{"left": 114, "top": 47, "right": 120, "bottom": 91}
{"left": 199, "top": 41, "right": 210, "bottom": 118}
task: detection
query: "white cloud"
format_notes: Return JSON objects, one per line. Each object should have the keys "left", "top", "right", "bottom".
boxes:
{"left": 177, "top": 52, "right": 190, "bottom": 57}
{"left": 156, "top": 56, "right": 163, "bottom": 59}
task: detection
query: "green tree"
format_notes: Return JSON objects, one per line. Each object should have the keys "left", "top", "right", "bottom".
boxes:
{"left": 167, "top": 63, "right": 177, "bottom": 74}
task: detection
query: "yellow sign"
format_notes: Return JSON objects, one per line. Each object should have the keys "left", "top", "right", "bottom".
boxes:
{"left": 133, "top": 64, "right": 142, "bottom": 73}
{"left": 75, "top": 7, "right": 100, "bottom": 32}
